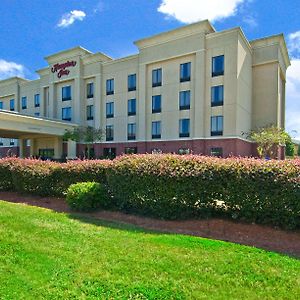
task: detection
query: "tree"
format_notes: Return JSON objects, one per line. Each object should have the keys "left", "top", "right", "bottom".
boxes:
{"left": 298, "top": 144, "right": 300, "bottom": 157}
{"left": 244, "top": 125, "right": 290, "bottom": 159}
{"left": 285, "top": 135, "right": 295, "bottom": 157}
{"left": 64, "top": 126, "right": 105, "bottom": 159}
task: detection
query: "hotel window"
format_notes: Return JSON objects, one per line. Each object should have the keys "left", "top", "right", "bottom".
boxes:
{"left": 62, "top": 107, "right": 72, "bottom": 121}
{"left": 152, "top": 121, "right": 161, "bottom": 139}
{"left": 125, "top": 147, "right": 137, "bottom": 154}
{"left": 180, "top": 62, "right": 191, "bottom": 82}
{"left": 178, "top": 148, "right": 190, "bottom": 155}
{"left": 151, "top": 148, "right": 162, "bottom": 154}
{"left": 128, "top": 98, "right": 136, "bottom": 116}
{"left": 21, "top": 97, "right": 27, "bottom": 109}
{"left": 34, "top": 112, "right": 40, "bottom": 117}
{"left": 87, "top": 105, "right": 94, "bottom": 120}
{"left": 106, "top": 102, "right": 114, "bottom": 118}
{"left": 106, "top": 79, "right": 114, "bottom": 95}
{"left": 62, "top": 86, "right": 72, "bottom": 101}
{"left": 152, "top": 95, "right": 161, "bottom": 113}
{"left": 211, "top": 116, "right": 223, "bottom": 136}
{"left": 211, "top": 147, "right": 223, "bottom": 157}
{"left": 127, "top": 123, "right": 136, "bottom": 140}
{"left": 179, "top": 119, "right": 190, "bottom": 138}
{"left": 10, "top": 139, "right": 15, "bottom": 146}
{"left": 0, "top": 102, "right": 3, "bottom": 109}
{"left": 179, "top": 90, "right": 190, "bottom": 110}
{"left": 212, "top": 55, "right": 224, "bottom": 77}
{"left": 152, "top": 68, "right": 162, "bottom": 87}
{"left": 87, "top": 83, "right": 94, "bottom": 98}
{"left": 10, "top": 99, "right": 14, "bottom": 111}
{"left": 128, "top": 74, "right": 136, "bottom": 91}
{"left": 211, "top": 86, "right": 224, "bottom": 107}
{"left": 34, "top": 94, "right": 40, "bottom": 107}
{"left": 0, "top": 138, "right": 3, "bottom": 146}
{"left": 106, "top": 125, "right": 114, "bottom": 141}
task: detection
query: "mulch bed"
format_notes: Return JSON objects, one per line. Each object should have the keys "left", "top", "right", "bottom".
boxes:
{"left": 1, "top": 192, "right": 299, "bottom": 258}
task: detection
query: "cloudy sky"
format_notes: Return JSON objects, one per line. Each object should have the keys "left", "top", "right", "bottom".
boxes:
{"left": 0, "top": 0, "right": 299, "bottom": 139}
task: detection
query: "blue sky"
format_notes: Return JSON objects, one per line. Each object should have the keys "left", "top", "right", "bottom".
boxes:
{"left": 0, "top": 0, "right": 299, "bottom": 139}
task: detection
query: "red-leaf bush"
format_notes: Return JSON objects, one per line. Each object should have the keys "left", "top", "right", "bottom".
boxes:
{"left": 106, "top": 155, "right": 300, "bottom": 229}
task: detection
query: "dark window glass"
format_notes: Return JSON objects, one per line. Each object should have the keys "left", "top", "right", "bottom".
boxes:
{"left": 152, "top": 68, "right": 162, "bottom": 87}
{"left": 0, "top": 102, "right": 3, "bottom": 109}
{"left": 211, "top": 147, "right": 223, "bottom": 157}
{"left": 87, "top": 83, "right": 94, "bottom": 98}
{"left": 152, "top": 121, "right": 161, "bottom": 139}
{"left": 211, "top": 86, "right": 224, "bottom": 107}
{"left": 21, "top": 97, "right": 27, "bottom": 109}
{"left": 106, "top": 79, "right": 114, "bottom": 95}
{"left": 179, "top": 119, "right": 190, "bottom": 138}
{"left": 10, "top": 99, "right": 14, "bottom": 111}
{"left": 180, "top": 62, "right": 191, "bottom": 82}
{"left": 106, "top": 125, "right": 114, "bottom": 141}
{"left": 103, "top": 147, "right": 116, "bottom": 159}
{"left": 212, "top": 55, "right": 224, "bottom": 77}
{"left": 10, "top": 139, "right": 15, "bottom": 146}
{"left": 87, "top": 105, "right": 94, "bottom": 120}
{"left": 179, "top": 90, "right": 190, "bottom": 110}
{"left": 106, "top": 102, "right": 114, "bottom": 118}
{"left": 178, "top": 148, "right": 190, "bottom": 155}
{"left": 127, "top": 123, "right": 136, "bottom": 140}
{"left": 128, "top": 74, "right": 136, "bottom": 91}
{"left": 62, "top": 107, "right": 72, "bottom": 121}
{"left": 211, "top": 116, "right": 223, "bottom": 136}
{"left": 38, "top": 148, "right": 54, "bottom": 159}
{"left": 0, "top": 138, "right": 3, "bottom": 146}
{"left": 128, "top": 98, "right": 136, "bottom": 116}
{"left": 124, "top": 147, "right": 137, "bottom": 154}
{"left": 34, "top": 94, "right": 40, "bottom": 107}
{"left": 152, "top": 95, "right": 161, "bottom": 113}
{"left": 62, "top": 86, "right": 72, "bottom": 101}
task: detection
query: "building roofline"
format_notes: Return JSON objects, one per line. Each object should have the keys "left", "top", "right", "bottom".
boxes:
{"left": 0, "top": 76, "right": 29, "bottom": 85}
{"left": 44, "top": 46, "right": 93, "bottom": 61}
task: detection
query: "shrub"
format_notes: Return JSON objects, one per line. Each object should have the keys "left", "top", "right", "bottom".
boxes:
{"left": 106, "top": 155, "right": 300, "bottom": 229}
{"left": 0, "top": 158, "right": 15, "bottom": 191}
{"left": 66, "top": 182, "right": 109, "bottom": 212}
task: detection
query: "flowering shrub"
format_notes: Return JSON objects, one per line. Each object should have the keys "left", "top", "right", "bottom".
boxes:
{"left": 106, "top": 155, "right": 300, "bottom": 229}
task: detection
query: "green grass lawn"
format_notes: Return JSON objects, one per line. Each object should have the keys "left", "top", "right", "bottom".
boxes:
{"left": 0, "top": 201, "right": 299, "bottom": 300}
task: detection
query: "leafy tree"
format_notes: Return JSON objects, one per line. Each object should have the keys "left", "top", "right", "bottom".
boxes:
{"left": 285, "top": 135, "right": 295, "bottom": 157}
{"left": 245, "top": 125, "right": 290, "bottom": 159}
{"left": 298, "top": 144, "right": 300, "bottom": 157}
{"left": 64, "top": 126, "right": 105, "bottom": 159}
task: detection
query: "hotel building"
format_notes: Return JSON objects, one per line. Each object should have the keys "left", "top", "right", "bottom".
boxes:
{"left": 0, "top": 20, "right": 290, "bottom": 159}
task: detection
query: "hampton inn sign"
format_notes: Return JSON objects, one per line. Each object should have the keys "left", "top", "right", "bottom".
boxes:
{"left": 51, "top": 60, "right": 77, "bottom": 78}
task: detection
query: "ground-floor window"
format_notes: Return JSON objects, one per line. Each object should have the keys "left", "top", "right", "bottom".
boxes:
{"left": 103, "top": 147, "right": 116, "bottom": 159}
{"left": 151, "top": 148, "right": 162, "bottom": 154}
{"left": 178, "top": 148, "right": 190, "bottom": 155}
{"left": 124, "top": 147, "right": 137, "bottom": 154}
{"left": 38, "top": 148, "right": 54, "bottom": 159}
{"left": 210, "top": 147, "right": 223, "bottom": 157}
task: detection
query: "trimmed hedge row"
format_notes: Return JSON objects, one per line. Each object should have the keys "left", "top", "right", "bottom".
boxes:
{"left": 0, "top": 155, "right": 299, "bottom": 229}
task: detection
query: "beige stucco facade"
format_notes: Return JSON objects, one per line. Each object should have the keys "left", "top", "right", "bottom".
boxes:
{"left": 0, "top": 20, "right": 290, "bottom": 158}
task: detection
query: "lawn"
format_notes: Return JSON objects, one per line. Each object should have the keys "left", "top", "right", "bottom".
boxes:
{"left": 0, "top": 201, "right": 299, "bottom": 300}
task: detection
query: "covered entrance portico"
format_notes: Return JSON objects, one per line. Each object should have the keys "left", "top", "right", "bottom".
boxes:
{"left": 0, "top": 110, "right": 77, "bottom": 159}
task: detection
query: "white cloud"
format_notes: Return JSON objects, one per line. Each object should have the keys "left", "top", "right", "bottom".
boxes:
{"left": 0, "top": 59, "right": 25, "bottom": 80}
{"left": 288, "top": 31, "right": 300, "bottom": 58}
{"left": 286, "top": 59, "right": 300, "bottom": 140}
{"left": 157, "top": 0, "right": 245, "bottom": 23}
{"left": 57, "top": 10, "right": 86, "bottom": 28}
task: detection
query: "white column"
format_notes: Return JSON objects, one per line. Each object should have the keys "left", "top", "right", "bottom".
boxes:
{"left": 53, "top": 137, "right": 63, "bottom": 159}
{"left": 19, "top": 138, "right": 26, "bottom": 158}
{"left": 67, "top": 139, "right": 77, "bottom": 159}
{"left": 29, "top": 139, "right": 36, "bottom": 157}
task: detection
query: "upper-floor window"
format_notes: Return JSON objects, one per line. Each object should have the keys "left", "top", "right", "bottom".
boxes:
{"left": 62, "top": 107, "right": 72, "bottom": 121}
{"left": 0, "top": 102, "right": 3, "bottom": 110}
{"left": 152, "top": 121, "right": 161, "bottom": 139}
{"left": 21, "top": 97, "right": 27, "bottom": 109}
{"left": 152, "top": 68, "right": 162, "bottom": 87}
{"left": 128, "top": 74, "right": 136, "bottom": 91}
{"left": 87, "top": 83, "right": 94, "bottom": 98}
{"left": 62, "top": 86, "right": 72, "bottom": 101}
{"left": 179, "top": 118, "right": 190, "bottom": 138}
{"left": 106, "top": 125, "right": 114, "bottom": 141}
{"left": 106, "top": 102, "right": 114, "bottom": 118}
{"left": 211, "top": 116, "right": 223, "bottom": 136}
{"left": 127, "top": 123, "right": 136, "bottom": 140}
{"left": 179, "top": 90, "right": 190, "bottom": 110}
{"left": 87, "top": 105, "right": 94, "bottom": 120}
{"left": 212, "top": 55, "right": 224, "bottom": 77}
{"left": 10, "top": 99, "right": 14, "bottom": 111}
{"left": 152, "top": 95, "right": 161, "bottom": 113}
{"left": 34, "top": 94, "right": 40, "bottom": 107}
{"left": 128, "top": 98, "right": 136, "bottom": 116}
{"left": 211, "top": 85, "right": 224, "bottom": 107}
{"left": 180, "top": 62, "right": 191, "bottom": 82}
{"left": 106, "top": 79, "right": 114, "bottom": 95}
